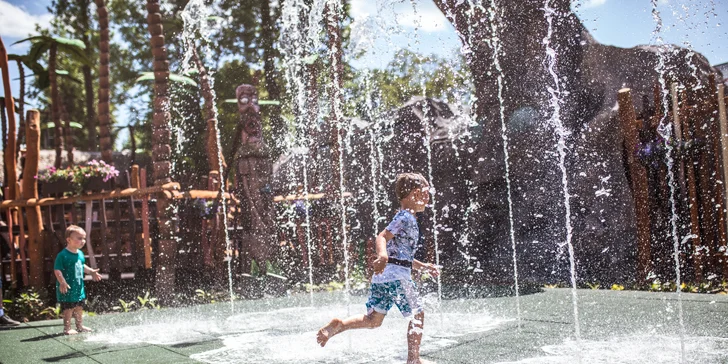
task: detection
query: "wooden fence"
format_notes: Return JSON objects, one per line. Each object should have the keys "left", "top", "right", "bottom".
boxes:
{"left": 619, "top": 79, "right": 728, "bottom": 283}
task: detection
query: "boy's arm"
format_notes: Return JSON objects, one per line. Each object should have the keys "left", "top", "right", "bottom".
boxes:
{"left": 413, "top": 259, "right": 440, "bottom": 278}
{"left": 83, "top": 264, "right": 102, "bottom": 281}
{"left": 372, "top": 230, "right": 394, "bottom": 274}
{"left": 54, "top": 270, "right": 71, "bottom": 294}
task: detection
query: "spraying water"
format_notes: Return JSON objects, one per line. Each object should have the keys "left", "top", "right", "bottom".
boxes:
{"left": 486, "top": 0, "right": 521, "bottom": 328}
{"left": 409, "top": 0, "right": 442, "bottom": 303}
{"left": 180, "top": 0, "right": 234, "bottom": 313}
{"left": 543, "top": 0, "right": 581, "bottom": 343}
{"left": 650, "top": 1, "right": 687, "bottom": 362}
{"left": 280, "top": 0, "right": 327, "bottom": 306}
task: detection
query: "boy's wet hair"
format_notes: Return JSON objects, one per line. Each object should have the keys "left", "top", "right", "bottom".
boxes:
{"left": 394, "top": 173, "right": 429, "bottom": 201}
{"left": 65, "top": 225, "right": 86, "bottom": 240}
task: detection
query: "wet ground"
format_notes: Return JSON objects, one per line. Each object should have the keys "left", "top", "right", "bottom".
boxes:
{"left": 2, "top": 288, "right": 728, "bottom": 363}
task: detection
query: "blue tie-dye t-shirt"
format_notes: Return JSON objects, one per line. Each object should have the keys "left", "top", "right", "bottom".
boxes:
{"left": 371, "top": 210, "right": 420, "bottom": 283}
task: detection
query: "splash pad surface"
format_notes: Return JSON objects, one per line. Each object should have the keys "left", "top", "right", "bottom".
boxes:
{"left": 1, "top": 289, "right": 727, "bottom": 363}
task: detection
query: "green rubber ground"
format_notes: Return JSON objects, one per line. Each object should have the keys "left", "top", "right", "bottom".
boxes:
{"left": 1, "top": 288, "right": 727, "bottom": 363}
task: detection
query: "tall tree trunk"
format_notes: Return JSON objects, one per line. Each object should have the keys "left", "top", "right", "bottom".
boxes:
{"left": 61, "top": 89, "right": 74, "bottom": 165}
{"left": 50, "top": 42, "right": 64, "bottom": 169}
{"left": 83, "top": 64, "right": 96, "bottom": 150}
{"left": 16, "top": 59, "right": 24, "bottom": 157}
{"left": 260, "top": 0, "right": 284, "bottom": 157}
{"left": 147, "top": 0, "right": 175, "bottom": 299}
{"left": 129, "top": 125, "right": 136, "bottom": 165}
{"left": 82, "top": 0, "right": 97, "bottom": 151}
{"left": 95, "top": 0, "right": 112, "bottom": 163}
{"left": 191, "top": 45, "right": 223, "bottom": 175}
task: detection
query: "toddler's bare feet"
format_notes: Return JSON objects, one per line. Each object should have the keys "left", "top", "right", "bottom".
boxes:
{"left": 64, "top": 328, "right": 78, "bottom": 335}
{"left": 316, "top": 318, "right": 343, "bottom": 347}
{"left": 76, "top": 326, "right": 92, "bottom": 333}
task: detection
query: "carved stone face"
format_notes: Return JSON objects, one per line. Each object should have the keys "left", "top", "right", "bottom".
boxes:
{"left": 236, "top": 84, "right": 262, "bottom": 139}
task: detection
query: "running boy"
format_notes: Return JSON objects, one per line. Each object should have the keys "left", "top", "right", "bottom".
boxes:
{"left": 54, "top": 225, "right": 101, "bottom": 335}
{"left": 317, "top": 173, "right": 440, "bottom": 364}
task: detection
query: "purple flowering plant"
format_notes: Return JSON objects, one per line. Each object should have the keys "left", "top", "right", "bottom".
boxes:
{"left": 37, "top": 160, "right": 119, "bottom": 194}
{"left": 37, "top": 166, "right": 75, "bottom": 183}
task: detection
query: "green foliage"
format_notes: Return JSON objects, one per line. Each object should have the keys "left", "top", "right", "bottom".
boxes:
{"left": 112, "top": 299, "right": 137, "bottom": 313}
{"left": 586, "top": 283, "right": 600, "bottom": 290}
{"left": 610, "top": 284, "right": 625, "bottom": 291}
{"left": 40, "top": 304, "right": 62, "bottom": 320}
{"left": 2, "top": 289, "right": 52, "bottom": 322}
{"left": 195, "top": 289, "right": 217, "bottom": 304}
{"left": 136, "top": 291, "right": 160, "bottom": 310}
{"left": 348, "top": 49, "right": 471, "bottom": 115}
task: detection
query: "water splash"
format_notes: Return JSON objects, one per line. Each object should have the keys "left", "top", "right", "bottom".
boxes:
{"left": 325, "top": 0, "right": 351, "bottom": 314}
{"left": 180, "top": 0, "right": 234, "bottom": 313}
{"left": 485, "top": 0, "right": 521, "bottom": 328}
{"left": 543, "top": 0, "right": 581, "bottom": 344}
{"left": 409, "top": 0, "right": 442, "bottom": 303}
{"left": 280, "top": 0, "right": 327, "bottom": 306}
{"left": 650, "top": 1, "right": 686, "bottom": 362}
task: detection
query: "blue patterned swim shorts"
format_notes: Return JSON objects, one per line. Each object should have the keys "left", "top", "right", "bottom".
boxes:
{"left": 365, "top": 280, "right": 422, "bottom": 317}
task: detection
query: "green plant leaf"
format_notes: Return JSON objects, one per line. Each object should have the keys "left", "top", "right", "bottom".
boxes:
{"left": 135, "top": 72, "right": 197, "bottom": 87}
{"left": 53, "top": 36, "right": 85, "bottom": 49}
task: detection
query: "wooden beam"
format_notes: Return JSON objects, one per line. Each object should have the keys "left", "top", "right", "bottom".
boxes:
{"left": 0, "top": 182, "right": 179, "bottom": 209}
{"left": 22, "top": 110, "right": 44, "bottom": 287}
{"left": 618, "top": 88, "right": 651, "bottom": 282}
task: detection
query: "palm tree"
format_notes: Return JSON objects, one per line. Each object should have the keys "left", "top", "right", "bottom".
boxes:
{"left": 95, "top": 0, "right": 112, "bottom": 163}
{"left": 15, "top": 36, "right": 91, "bottom": 168}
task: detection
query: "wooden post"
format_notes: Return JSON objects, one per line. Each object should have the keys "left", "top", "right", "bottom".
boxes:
{"left": 671, "top": 83, "right": 687, "bottom": 200}
{"left": 140, "top": 168, "right": 152, "bottom": 269}
{"left": 0, "top": 37, "right": 18, "bottom": 200}
{"left": 126, "top": 170, "right": 139, "bottom": 269}
{"left": 131, "top": 165, "right": 140, "bottom": 189}
{"left": 23, "top": 110, "right": 44, "bottom": 288}
{"left": 718, "top": 84, "right": 728, "bottom": 278}
{"left": 15, "top": 205, "right": 28, "bottom": 286}
{"left": 681, "top": 91, "right": 704, "bottom": 281}
{"left": 707, "top": 76, "right": 727, "bottom": 277}
{"left": 618, "top": 88, "right": 651, "bottom": 282}
{"left": 99, "top": 199, "right": 110, "bottom": 273}
{"left": 691, "top": 87, "right": 718, "bottom": 281}
{"left": 83, "top": 202, "right": 98, "bottom": 269}
{"left": 3, "top": 188, "right": 15, "bottom": 288}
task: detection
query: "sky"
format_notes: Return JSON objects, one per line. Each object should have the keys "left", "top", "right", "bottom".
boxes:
{"left": 1, "top": 0, "right": 727, "bottom": 149}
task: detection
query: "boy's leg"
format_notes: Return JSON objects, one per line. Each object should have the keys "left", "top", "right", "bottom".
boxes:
{"left": 406, "top": 311, "right": 425, "bottom": 363}
{"left": 62, "top": 308, "right": 77, "bottom": 335}
{"left": 72, "top": 305, "right": 92, "bottom": 332}
{"left": 316, "top": 311, "right": 385, "bottom": 347}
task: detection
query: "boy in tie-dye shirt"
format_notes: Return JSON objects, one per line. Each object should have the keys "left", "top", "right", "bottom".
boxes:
{"left": 317, "top": 173, "right": 440, "bottom": 364}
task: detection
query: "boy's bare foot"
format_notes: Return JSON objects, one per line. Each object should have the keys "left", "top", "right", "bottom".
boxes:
{"left": 64, "top": 329, "right": 79, "bottom": 335}
{"left": 316, "top": 318, "right": 343, "bottom": 347}
{"left": 76, "top": 326, "right": 92, "bottom": 333}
